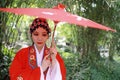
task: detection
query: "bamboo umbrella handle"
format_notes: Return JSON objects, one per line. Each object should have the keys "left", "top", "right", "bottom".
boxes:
{"left": 51, "top": 22, "right": 57, "bottom": 48}
{"left": 47, "top": 23, "right": 57, "bottom": 59}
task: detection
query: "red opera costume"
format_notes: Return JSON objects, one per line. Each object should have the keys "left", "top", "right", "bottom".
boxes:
{"left": 9, "top": 45, "right": 66, "bottom": 80}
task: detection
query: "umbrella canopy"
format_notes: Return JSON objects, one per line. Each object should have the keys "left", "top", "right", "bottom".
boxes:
{"left": 0, "top": 4, "right": 116, "bottom": 32}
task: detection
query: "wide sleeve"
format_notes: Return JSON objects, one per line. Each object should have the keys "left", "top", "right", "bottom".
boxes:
{"left": 9, "top": 48, "right": 41, "bottom": 80}
{"left": 56, "top": 53, "right": 66, "bottom": 80}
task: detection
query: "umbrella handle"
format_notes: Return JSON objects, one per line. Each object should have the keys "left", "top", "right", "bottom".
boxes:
{"left": 51, "top": 23, "right": 57, "bottom": 48}
{"left": 48, "top": 23, "right": 57, "bottom": 59}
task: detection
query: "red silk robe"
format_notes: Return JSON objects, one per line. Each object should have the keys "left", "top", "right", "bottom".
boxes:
{"left": 9, "top": 46, "right": 66, "bottom": 80}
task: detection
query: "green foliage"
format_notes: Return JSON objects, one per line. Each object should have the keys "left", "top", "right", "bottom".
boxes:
{"left": 0, "top": 46, "right": 14, "bottom": 80}
{"left": 61, "top": 51, "right": 120, "bottom": 80}
{"left": 1, "top": 0, "right": 120, "bottom": 80}
{"left": 90, "top": 60, "right": 120, "bottom": 80}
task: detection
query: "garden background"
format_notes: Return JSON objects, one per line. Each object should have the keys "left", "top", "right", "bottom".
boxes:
{"left": 0, "top": 0, "right": 120, "bottom": 80}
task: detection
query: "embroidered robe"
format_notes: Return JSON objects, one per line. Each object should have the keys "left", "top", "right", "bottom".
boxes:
{"left": 9, "top": 46, "right": 66, "bottom": 80}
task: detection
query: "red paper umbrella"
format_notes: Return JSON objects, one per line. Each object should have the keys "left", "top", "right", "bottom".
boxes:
{"left": 0, "top": 4, "right": 116, "bottom": 32}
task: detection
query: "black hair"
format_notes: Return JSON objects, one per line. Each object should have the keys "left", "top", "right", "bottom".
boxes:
{"left": 30, "top": 18, "right": 51, "bottom": 34}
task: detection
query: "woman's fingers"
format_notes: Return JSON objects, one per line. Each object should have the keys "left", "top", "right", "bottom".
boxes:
{"left": 50, "top": 48, "right": 57, "bottom": 54}
{"left": 42, "top": 54, "right": 51, "bottom": 71}
{"left": 51, "top": 38, "right": 56, "bottom": 48}
{"left": 45, "top": 53, "right": 51, "bottom": 60}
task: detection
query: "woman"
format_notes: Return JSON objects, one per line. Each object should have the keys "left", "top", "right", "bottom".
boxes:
{"left": 9, "top": 18, "right": 66, "bottom": 80}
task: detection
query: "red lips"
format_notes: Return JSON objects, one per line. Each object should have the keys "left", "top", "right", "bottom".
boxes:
{"left": 37, "top": 42, "right": 43, "bottom": 44}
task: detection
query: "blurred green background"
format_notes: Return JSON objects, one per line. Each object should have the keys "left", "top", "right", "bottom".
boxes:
{"left": 0, "top": 0, "right": 120, "bottom": 80}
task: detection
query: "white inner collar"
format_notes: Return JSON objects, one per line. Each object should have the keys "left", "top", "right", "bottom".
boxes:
{"left": 34, "top": 44, "right": 45, "bottom": 66}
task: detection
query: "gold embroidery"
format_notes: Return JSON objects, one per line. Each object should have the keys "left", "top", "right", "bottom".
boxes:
{"left": 30, "top": 48, "right": 34, "bottom": 54}
{"left": 30, "top": 55, "right": 35, "bottom": 60}
{"left": 29, "top": 46, "right": 37, "bottom": 68}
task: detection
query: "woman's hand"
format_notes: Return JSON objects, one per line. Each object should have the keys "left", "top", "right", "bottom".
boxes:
{"left": 41, "top": 54, "right": 51, "bottom": 72}
{"left": 50, "top": 39, "right": 57, "bottom": 67}
{"left": 42, "top": 39, "right": 57, "bottom": 72}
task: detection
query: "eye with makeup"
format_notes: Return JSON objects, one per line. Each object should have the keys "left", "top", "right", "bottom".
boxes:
{"left": 42, "top": 33, "right": 48, "bottom": 37}
{"left": 32, "top": 31, "right": 48, "bottom": 37}
{"left": 33, "top": 32, "right": 39, "bottom": 36}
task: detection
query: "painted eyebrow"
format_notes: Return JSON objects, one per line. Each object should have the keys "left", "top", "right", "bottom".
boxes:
{"left": 42, "top": 32, "right": 47, "bottom": 33}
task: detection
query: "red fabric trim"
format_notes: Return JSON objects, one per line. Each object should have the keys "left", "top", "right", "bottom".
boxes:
{"left": 29, "top": 46, "right": 37, "bottom": 69}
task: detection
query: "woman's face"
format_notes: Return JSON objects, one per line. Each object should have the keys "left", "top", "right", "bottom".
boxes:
{"left": 31, "top": 27, "right": 49, "bottom": 50}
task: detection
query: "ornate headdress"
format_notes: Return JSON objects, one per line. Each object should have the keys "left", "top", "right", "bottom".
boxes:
{"left": 30, "top": 18, "right": 51, "bottom": 34}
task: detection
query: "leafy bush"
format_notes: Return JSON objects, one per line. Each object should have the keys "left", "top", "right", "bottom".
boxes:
{"left": 90, "top": 60, "right": 120, "bottom": 80}
{"left": 61, "top": 51, "right": 120, "bottom": 80}
{"left": 0, "top": 46, "right": 14, "bottom": 80}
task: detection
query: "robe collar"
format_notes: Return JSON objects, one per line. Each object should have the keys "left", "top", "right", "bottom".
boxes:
{"left": 28, "top": 44, "right": 50, "bottom": 69}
